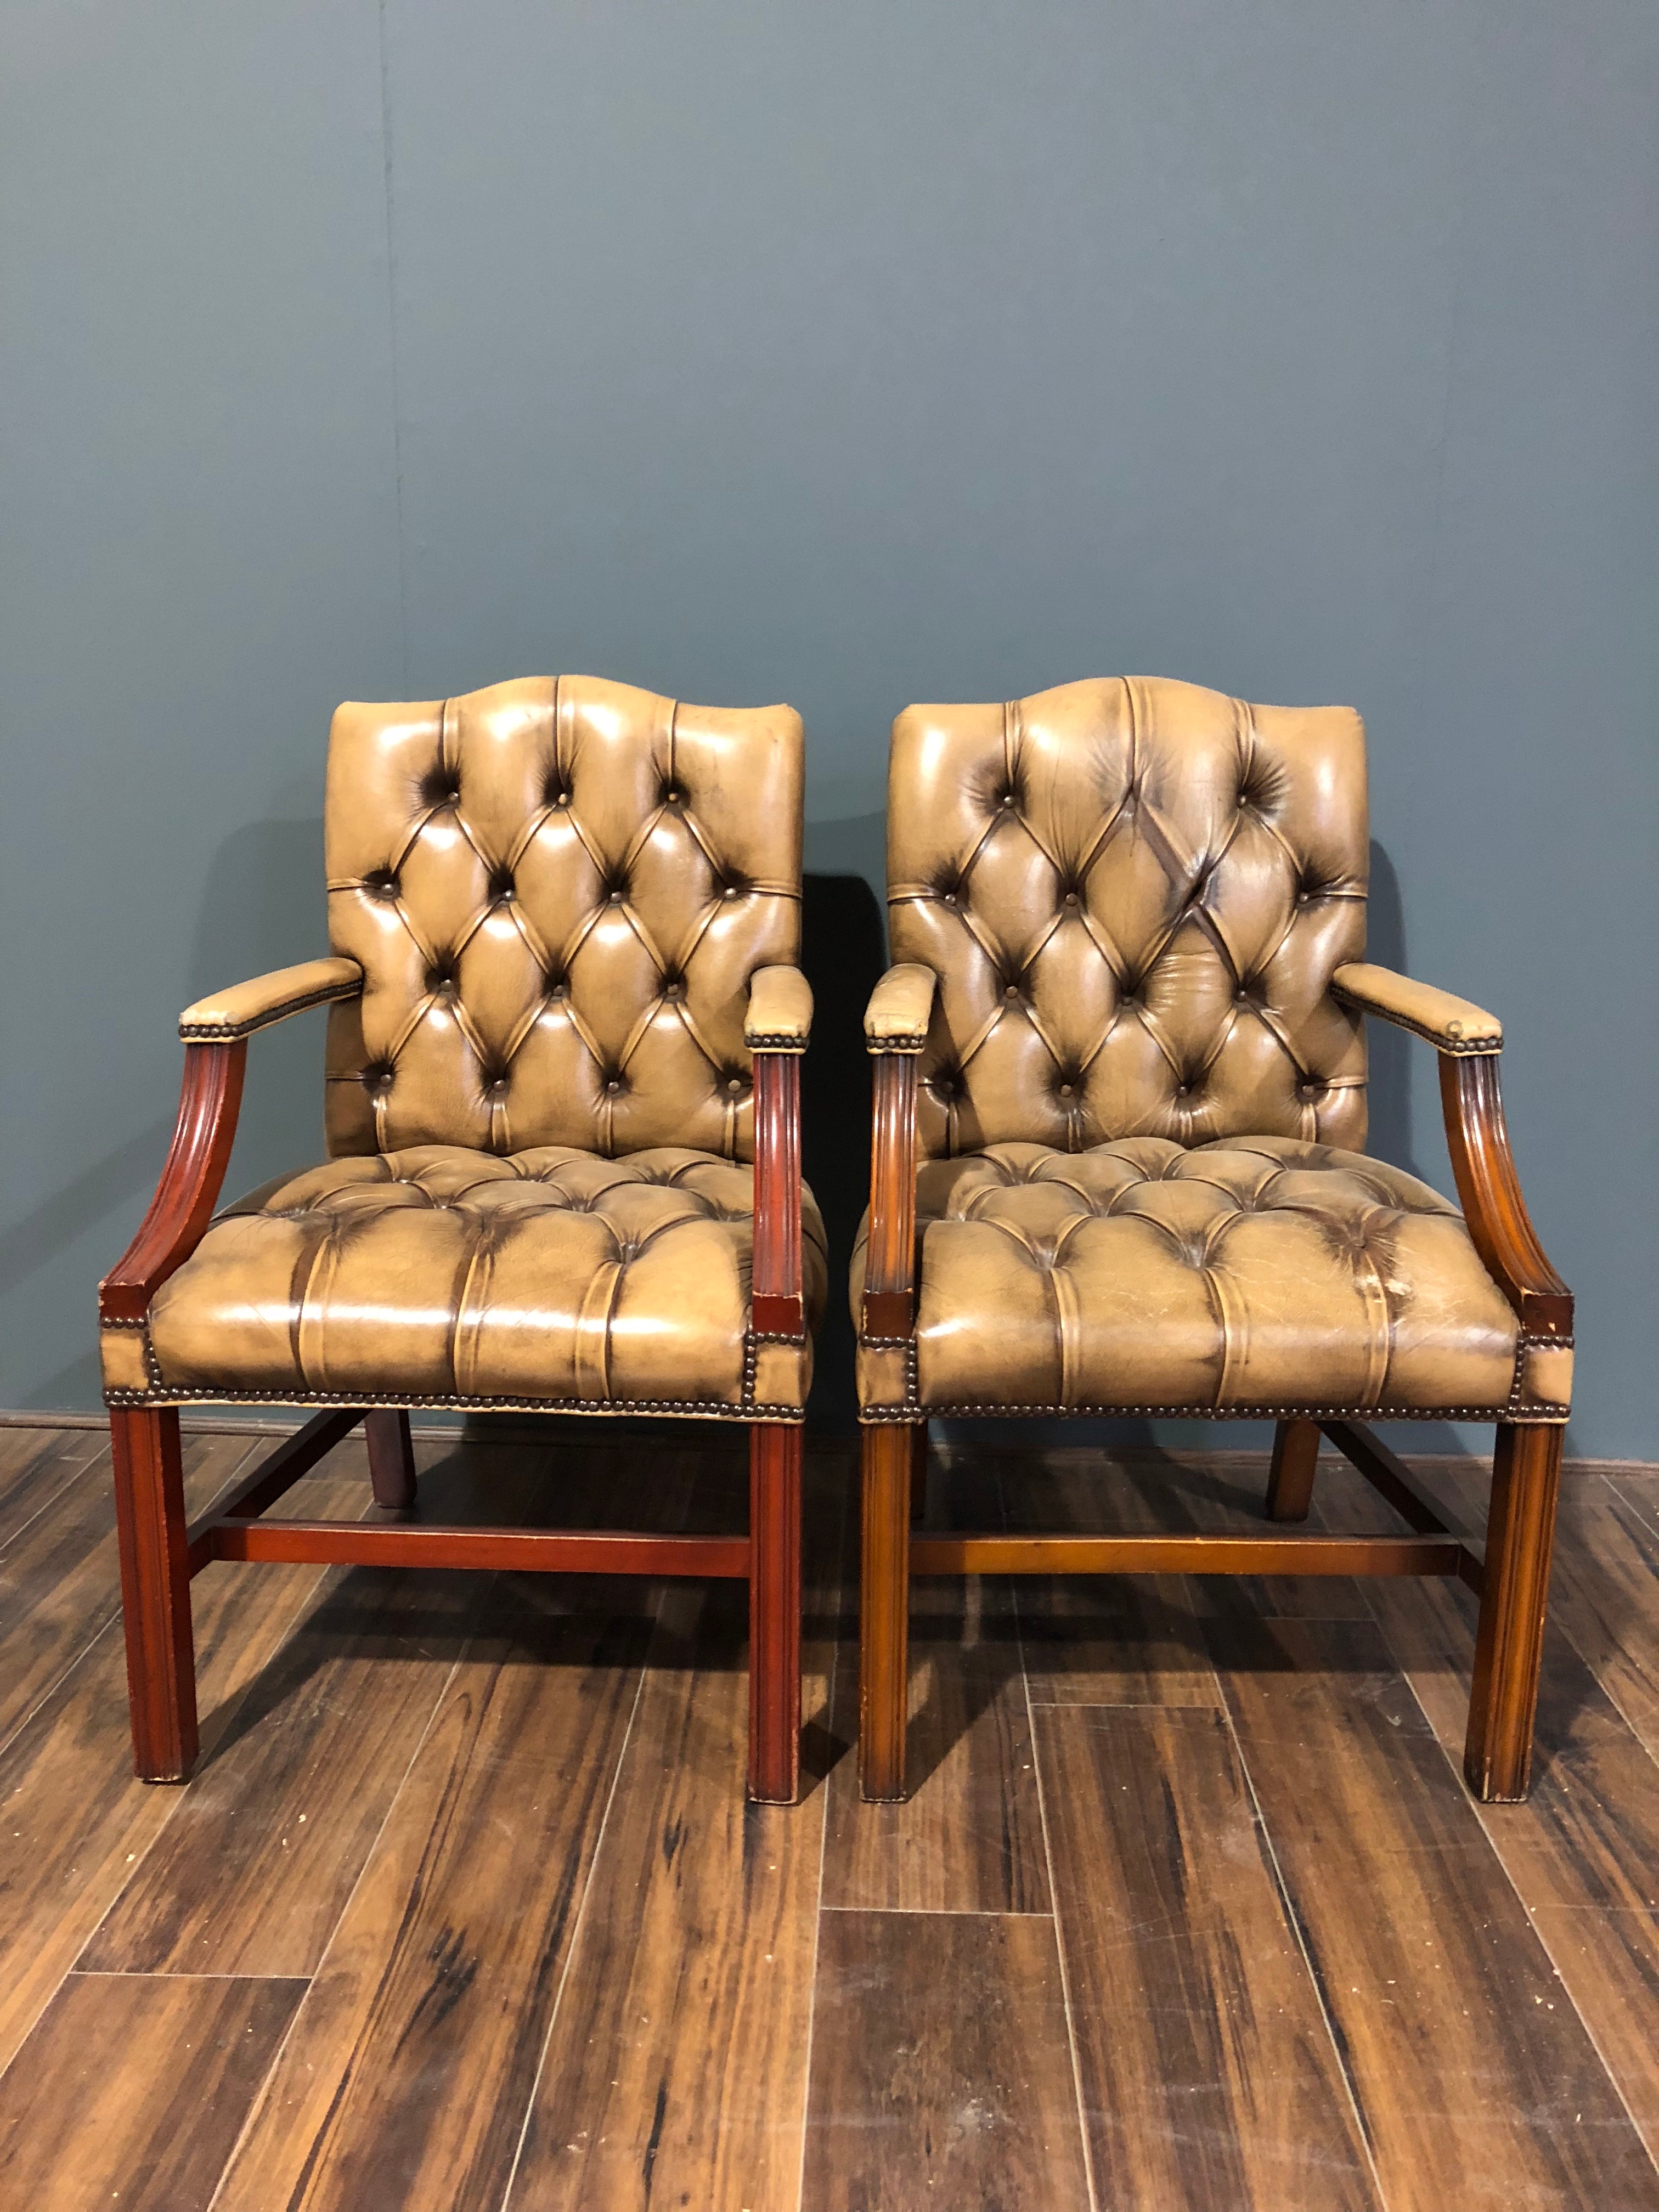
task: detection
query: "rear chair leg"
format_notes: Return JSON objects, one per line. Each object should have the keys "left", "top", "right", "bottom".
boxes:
{"left": 1465, "top": 1422, "right": 1564, "bottom": 1802}
{"left": 1265, "top": 1417, "right": 1321, "bottom": 1522}
{"left": 110, "top": 1406, "right": 198, "bottom": 1781}
{"left": 365, "top": 1408, "right": 417, "bottom": 1510}
{"left": 748, "top": 1421, "right": 802, "bottom": 1803}
{"left": 859, "top": 1421, "right": 913, "bottom": 1802}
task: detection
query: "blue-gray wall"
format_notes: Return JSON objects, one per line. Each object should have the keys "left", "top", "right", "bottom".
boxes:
{"left": 3, "top": 2, "right": 1654, "bottom": 1454}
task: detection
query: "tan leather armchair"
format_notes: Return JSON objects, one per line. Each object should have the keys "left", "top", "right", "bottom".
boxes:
{"left": 853, "top": 676, "right": 1570, "bottom": 1804}
{"left": 101, "top": 676, "right": 827, "bottom": 1802}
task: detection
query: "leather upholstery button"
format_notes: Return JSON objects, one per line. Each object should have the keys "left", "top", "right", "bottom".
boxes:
{"left": 300, "top": 673, "right": 810, "bottom": 1175}
{"left": 726, "top": 1076, "right": 744, "bottom": 1096}
{"left": 662, "top": 980, "right": 682, "bottom": 1000}
{"left": 1058, "top": 1083, "right": 1074, "bottom": 1098}
{"left": 606, "top": 1078, "right": 622, "bottom": 1094}
{"left": 1004, "top": 985, "right": 1020, "bottom": 1001}
{"left": 1063, "top": 891, "right": 1080, "bottom": 907}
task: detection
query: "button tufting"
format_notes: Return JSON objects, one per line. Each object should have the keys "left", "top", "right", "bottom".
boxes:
{"left": 1058, "top": 1083, "right": 1075, "bottom": 1099}
{"left": 605, "top": 1077, "right": 622, "bottom": 1094}
{"left": 726, "top": 1076, "right": 744, "bottom": 1096}
{"left": 1003, "top": 984, "right": 1020, "bottom": 1001}
{"left": 1063, "top": 891, "right": 1080, "bottom": 908}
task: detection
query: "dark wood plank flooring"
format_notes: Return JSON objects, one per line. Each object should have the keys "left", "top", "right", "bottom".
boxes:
{"left": 0, "top": 1421, "right": 1655, "bottom": 2209}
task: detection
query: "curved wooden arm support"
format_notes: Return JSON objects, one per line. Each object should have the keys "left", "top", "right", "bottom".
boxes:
{"left": 751, "top": 1051, "right": 804, "bottom": 1338}
{"left": 861, "top": 1052, "right": 921, "bottom": 1340}
{"left": 99, "top": 1041, "right": 247, "bottom": 1327}
{"left": 1438, "top": 1052, "right": 1572, "bottom": 1336}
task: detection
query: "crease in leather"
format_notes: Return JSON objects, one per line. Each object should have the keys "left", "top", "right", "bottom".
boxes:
{"left": 131, "top": 1143, "right": 828, "bottom": 1412}
{"left": 853, "top": 674, "right": 1567, "bottom": 1425}
{"left": 324, "top": 676, "right": 804, "bottom": 1164}
{"left": 887, "top": 677, "right": 1369, "bottom": 1155}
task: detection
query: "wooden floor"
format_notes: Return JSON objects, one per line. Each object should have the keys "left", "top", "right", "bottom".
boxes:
{"left": 0, "top": 1419, "right": 1655, "bottom": 2211}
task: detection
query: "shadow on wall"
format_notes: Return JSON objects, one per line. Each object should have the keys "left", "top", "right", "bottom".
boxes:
{"left": 800, "top": 868, "right": 887, "bottom": 1436}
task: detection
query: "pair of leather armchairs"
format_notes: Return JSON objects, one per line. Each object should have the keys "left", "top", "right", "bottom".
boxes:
{"left": 100, "top": 673, "right": 1571, "bottom": 1809}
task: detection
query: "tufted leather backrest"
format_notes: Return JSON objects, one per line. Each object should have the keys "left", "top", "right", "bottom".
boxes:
{"left": 889, "top": 675, "right": 1369, "bottom": 1158}
{"left": 324, "top": 676, "right": 802, "bottom": 1163}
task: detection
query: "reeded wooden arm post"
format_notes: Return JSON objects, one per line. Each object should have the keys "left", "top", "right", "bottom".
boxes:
{"left": 1438, "top": 1051, "right": 1573, "bottom": 1800}
{"left": 856, "top": 962, "right": 936, "bottom": 1801}
{"left": 1335, "top": 964, "right": 1572, "bottom": 1803}
{"left": 101, "top": 961, "right": 362, "bottom": 1784}
{"left": 746, "top": 964, "right": 812, "bottom": 1803}
{"left": 99, "top": 1041, "right": 247, "bottom": 1329}
{"left": 100, "top": 1040, "right": 247, "bottom": 1780}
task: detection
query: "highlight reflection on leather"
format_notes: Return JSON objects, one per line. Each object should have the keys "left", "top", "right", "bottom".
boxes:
{"left": 889, "top": 675, "right": 1369, "bottom": 1154}
{"left": 852, "top": 1137, "right": 1537, "bottom": 1415}
{"left": 106, "top": 675, "right": 821, "bottom": 1419}
{"left": 855, "top": 675, "right": 1570, "bottom": 1424}
{"left": 324, "top": 676, "right": 803, "bottom": 1163}
{"left": 144, "top": 1147, "right": 828, "bottom": 1411}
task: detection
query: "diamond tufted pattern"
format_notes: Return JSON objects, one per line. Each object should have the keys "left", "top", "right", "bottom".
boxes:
{"left": 853, "top": 1137, "right": 1536, "bottom": 1417}
{"left": 141, "top": 1147, "right": 829, "bottom": 1413}
{"left": 323, "top": 676, "right": 803, "bottom": 1163}
{"left": 889, "top": 675, "right": 1369, "bottom": 1158}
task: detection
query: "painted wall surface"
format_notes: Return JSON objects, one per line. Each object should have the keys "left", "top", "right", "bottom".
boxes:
{"left": 3, "top": 2, "right": 1654, "bottom": 1453}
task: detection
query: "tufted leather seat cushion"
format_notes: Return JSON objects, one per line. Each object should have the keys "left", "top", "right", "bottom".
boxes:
{"left": 324, "top": 676, "right": 802, "bottom": 1163}
{"left": 134, "top": 1147, "right": 828, "bottom": 1415}
{"left": 851, "top": 1137, "right": 1550, "bottom": 1419}
{"left": 890, "top": 675, "right": 1369, "bottom": 1157}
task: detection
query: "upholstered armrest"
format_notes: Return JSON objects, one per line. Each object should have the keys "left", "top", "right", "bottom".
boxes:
{"left": 1331, "top": 963, "right": 1502, "bottom": 1054}
{"left": 864, "top": 963, "right": 937, "bottom": 1053}
{"left": 744, "top": 965, "right": 814, "bottom": 1053}
{"left": 1334, "top": 962, "right": 1567, "bottom": 1335}
{"left": 179, "top": 957, "right": 363, "bottom": 1041}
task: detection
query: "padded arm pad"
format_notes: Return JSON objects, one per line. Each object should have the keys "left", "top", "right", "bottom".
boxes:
{"left": 744, "top": 964, "right": 814, "bottom": 1053}
{"left": 179, "top": 956, "right": 364, "bottom": 1041}
{"left": 1332, "top": 962, "right": 1502, "bottom": 1054}
{"left": 864, "top": 963, "right": 937, "bottom": 1053}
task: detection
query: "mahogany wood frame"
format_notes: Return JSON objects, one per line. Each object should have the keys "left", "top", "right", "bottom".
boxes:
{"left": 100, "top": 1029, "right": 807, "bottom": 1805}
{"left": 857, "top": 1014, "right": 1571, "bottom": 1808}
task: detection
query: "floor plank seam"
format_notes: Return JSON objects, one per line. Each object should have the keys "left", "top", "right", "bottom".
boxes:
{"left": 494, "top": 1582, "right": 665, "bottom": 2212}
{"left": 1355, "top": 1574, "right": 1659, "bottom": 2191}
{"left": 0, "top": 1448, "right": 109, "bottom": 1562}
{"left": 0, "top": 1441, "right": 269, "bottom": 1771}
{"left": 68, "top": 1967, "right": 314, "bottom": 1983}
{"left": 1212, "top": 1662, "right": 1391, "bottom": 2208}
{"left": 0, "top": 1613, "right": 123, "bottom": 1770}
{"left": 1549, "top": 1475, "right": 1659, "bottom": 1778}
{"left": 199, "top": 1608, "right": 476, "bottom": 2212}
{"left": 1012, "top": 1576, "right": 1102, "bottom": 2212}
